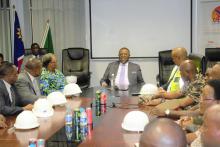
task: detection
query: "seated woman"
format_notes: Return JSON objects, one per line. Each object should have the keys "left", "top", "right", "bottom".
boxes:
{"left": 40, "top": 53, "right": 65, "bottom": 96}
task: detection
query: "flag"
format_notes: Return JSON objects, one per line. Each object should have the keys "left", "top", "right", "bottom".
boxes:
{"left": 41, "top": 21, "right": 54, "bottom": 53}
{"left": 14, "top": 11, "right": 25, "bottom": 73}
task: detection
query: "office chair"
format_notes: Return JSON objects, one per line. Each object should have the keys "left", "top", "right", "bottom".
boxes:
{"left": 62, "top": 48, "right": 90, "bottom": 89}
{"left": 204, "top": 48, "right": 220, "bottom": 72}
{"left": 24, "top": 48, "right": 48, "bottom": 56}
{"left": 188, "top": 53, "right": 205, "bottom": 74}
{"left": 157, "top": 50, "right": 175, "bottom": 87}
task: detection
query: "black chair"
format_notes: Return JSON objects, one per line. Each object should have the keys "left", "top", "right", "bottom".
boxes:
{"left": 24, "top": 48, "right": 48, "bottom": 56}
{"left": 157, "top": 50, "right": 175, "bottom": 87}
{"left": 204, "top": 48, "right": 220, "bottom": 72}
{"left": 62, "top": 48, "right": 90, "bottom": 89}
{"left": 188, "top": 53, "right": 205, "bottom": 74}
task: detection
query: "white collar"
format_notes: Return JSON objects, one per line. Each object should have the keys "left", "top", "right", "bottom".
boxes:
{"left": 26, "top": 71, "right": 35, "bottom": 82}
{"left": 3, "top": 80, "right": 11, "bottom": 88}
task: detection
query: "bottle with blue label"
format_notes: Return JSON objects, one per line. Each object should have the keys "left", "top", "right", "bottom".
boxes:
{"left": 80, "top": 108, "right": 88, "bottom": 141}
{"left": 65, "top": 105, "right": 73, "bottom": 141}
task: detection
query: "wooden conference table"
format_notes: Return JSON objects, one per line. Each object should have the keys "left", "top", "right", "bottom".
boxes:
{"left": 0, "top": 86, "right": 153, "bottom": 147}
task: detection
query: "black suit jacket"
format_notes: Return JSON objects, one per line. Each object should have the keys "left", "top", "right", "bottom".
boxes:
{"left": 0, "top": 80, "right": 34, "bottom": 116}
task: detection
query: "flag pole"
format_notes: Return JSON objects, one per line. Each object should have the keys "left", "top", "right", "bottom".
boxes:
{"left": 40, "top": 19, "right": 50, "bottom": 48}
{"left": 12, "top": 5, "right": 15, "bottom": 63}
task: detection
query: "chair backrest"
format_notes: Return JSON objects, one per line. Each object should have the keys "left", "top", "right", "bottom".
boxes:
{"left": 158, "top": 50, "right": 175, "bottom": 86}
{"left": 204, "top": 48, "right": 220, "bottom": 71}
{"left": 188, "top": 53, "right": 205, "bottom": 74}
{"left": 24, "top": 48, "right": 48, "bottom": 56}
{"left": 62, "top": 48, "right": 90, "bottom": 89}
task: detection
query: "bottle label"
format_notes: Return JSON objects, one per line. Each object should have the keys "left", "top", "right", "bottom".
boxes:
{"left": 65, "top": 114, "right": 72, "bottom": 125}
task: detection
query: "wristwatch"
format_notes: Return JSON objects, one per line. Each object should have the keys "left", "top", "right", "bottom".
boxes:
{"left": 165, "top": 109, "right": 170, "bottom": 116}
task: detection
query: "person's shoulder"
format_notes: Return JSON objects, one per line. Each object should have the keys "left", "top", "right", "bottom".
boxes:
{"left": 110, "top": 61, "right": 119, "bottom": 64}
{"left": 107, "top": 61, "right": 119, "bottom": 66}
{"left": 17, "top": 72, "right": 30, "bottom": 81}
{"left": 128, "top": 62, "right": 140, "bottom": 67}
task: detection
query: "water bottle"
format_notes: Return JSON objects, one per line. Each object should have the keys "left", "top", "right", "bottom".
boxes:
{"left": 80, "top": 108, "right": 88, "bottom": 141}
{"left": 80, "top": 108, "right": 87, "bottom": 126}
{"left": 65, "top": 105, "right": 73, "bottom": 141}
{"left": 110, "top": 73, "right": 115, "bottom": 90}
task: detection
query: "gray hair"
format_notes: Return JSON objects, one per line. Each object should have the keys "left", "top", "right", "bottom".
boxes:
{"left": 25, "top": 57, "right": 42, "bottom": 70}
{"left": 42, "top": 53, "right": 55, "bottom": 68}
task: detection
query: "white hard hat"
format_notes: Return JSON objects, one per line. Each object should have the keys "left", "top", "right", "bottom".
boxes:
{"left": 121, "top": 111, "right": 149, "bottom": 132}
{"left": 140, "top": 83, "right": 158, "bottom": 95}
{"left": 32, "top": 98, "right": 54, "bottom": 117}
{"left": 66, "top": 76, "right": 77, "bottom": 84}
{"left": 14, "top": 111, "right": 40, "bottom": 129}
{"left": 47, "top": 91, "right": 67, "bottom": 106}
{"left": 63, "top": 83, "right": 82, "bottom": 96}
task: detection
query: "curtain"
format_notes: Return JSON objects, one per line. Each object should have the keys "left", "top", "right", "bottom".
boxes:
{"left": 0, "top": 0, "right": 11, "bottom": 61}
{"left": 31, "top": 0, "right": 86, "bottom": 69}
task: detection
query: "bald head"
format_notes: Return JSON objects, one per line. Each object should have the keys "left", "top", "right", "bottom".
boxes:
{"left": 25, "top": 57, "right": 42, "bottom": 77}
{"left": 139, "top": 118, "right": 187, "bottom": 147}
{"left": 179, "top": 60, "right": 197, "bottom": 82}
{"left": 208, "top": 64, "right": 220, "bottom": 80}
{"left": 202, "top": 104, "right": 220, "bottom": 147}
{"left": 171, "top": 47, "right": 188, "bottom": 66}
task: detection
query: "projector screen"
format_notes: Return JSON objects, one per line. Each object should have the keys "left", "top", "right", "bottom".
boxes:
{"left": 90, "top": 0, "right": 192, "bottom": 58}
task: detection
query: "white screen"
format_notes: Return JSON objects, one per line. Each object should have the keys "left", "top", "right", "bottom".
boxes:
{"left": 90, "top": 0, "right": 191, "bottom": 58}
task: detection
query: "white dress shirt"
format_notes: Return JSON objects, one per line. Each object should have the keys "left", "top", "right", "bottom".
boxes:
{"left": 3, "top": 80, "right": 13, "bottom": 102}
{"left": 115, "top": 62, "right": 129, "bottom": 88}
{"left": 27, "top": 72, "right": 41, "bottom": 96}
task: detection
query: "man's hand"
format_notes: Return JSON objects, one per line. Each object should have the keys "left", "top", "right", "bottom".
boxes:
{"left": 151, "top": 88, "right": 166, "bottom": 99}
{"left": 23, "top": 104, "right": 33, "bottom": 111}
{"left": 0, "top": 114, "right": 7, "bottom": 128}
{"left": 101, "top": 82, "right": 108, "bottom": 87}
{"left": 0, "top": 121, "right": 7, "bottom": 128}
{"left": 150, "top": 108, "right": 166, "bottom": 117}
{"left": 0, "top": 114, "right": 6, "bottom": 122}
{"left": 178, "top": 116, "right": 193, "bottom": 129}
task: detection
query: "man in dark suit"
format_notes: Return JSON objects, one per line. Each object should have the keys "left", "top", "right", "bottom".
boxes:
{"left": 15, "top": 58, "right": 42, "bottom": 101}
{"left": 100, "top": 47, "right": 145, "bottom": 89}
{"left": 0, "top": 62, "right": 33, "bottom": 116}
{"left": 21, "top": 43, "right": 44, "bottom": 71}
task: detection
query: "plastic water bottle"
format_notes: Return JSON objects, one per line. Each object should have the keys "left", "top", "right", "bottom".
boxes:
{"left": 80, "top": 108, "right": 87, "bottom": 126}
{"left": 80, "top": 108, "right": 88, "bottom": 140}
{"left": 65, "top": 105, "right": 73, "bottom": 141}
{"left": 110, "top": 73, "right": 115, "bottom": 90}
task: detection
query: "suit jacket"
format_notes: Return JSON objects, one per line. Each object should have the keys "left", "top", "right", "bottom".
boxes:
{"left": 14, "top": 71, "right": 40, "bottom": 101}
{"left": 100, "top": 61, "right": 145, "bottom": 86}
{"left": 0, "top": 80, "right": 34, "bottom": 116}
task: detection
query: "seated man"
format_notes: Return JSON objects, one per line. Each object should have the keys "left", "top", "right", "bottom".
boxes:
{"left": 162, "top": 47, "right": 187, "bottom": 92}
{"left": 144, "top": 60, "right": 205, "bottom": 109}
{"left": 191, "top": 104, "right": 220, "bottom": 147}
{"left": 21, "top": 43, "right": 44, "bottom": 70}
{"left": 201, "top": 104, "right": 220, "bottom": 147}
{"left": 185, "top": 79, "right": 220, "bottom": 145}
{"left": 15, "top": 58, "right": 42, "bottom": 101}
{"left": 0, "top": 62, "right": 33, "bottom": 116}
{"left": 151, "top": 63, "right": 220, "bottom": 118}
{"left": 139, "top": 118, "right": 187, "bottom": 147}
{"left": 100, "top": 47, "right": 145, "bottom": 89}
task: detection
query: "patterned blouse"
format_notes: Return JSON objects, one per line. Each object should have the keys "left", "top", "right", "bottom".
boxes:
{"left": 182, "top": 73, "right": 205, "bottom": 104}
{"left": 40, "top": 67, "right": 65, "bottom": 96}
